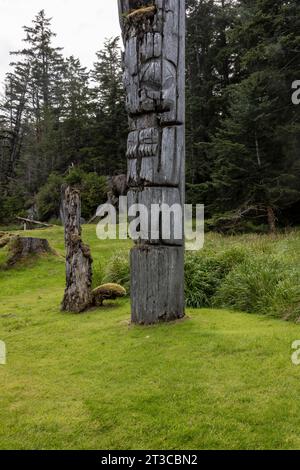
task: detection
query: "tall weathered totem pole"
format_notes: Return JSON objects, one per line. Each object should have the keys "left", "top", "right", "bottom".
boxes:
{"left": 118, "top": 0, "right": 185, "bottom": 324}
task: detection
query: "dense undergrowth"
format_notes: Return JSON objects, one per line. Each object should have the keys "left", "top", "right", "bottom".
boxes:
{"left": 102, "top": 230, "right": 300, "bottom": 322}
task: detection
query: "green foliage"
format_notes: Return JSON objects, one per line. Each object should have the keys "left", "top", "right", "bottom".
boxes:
{"left": 183, "top": 230, "right": 300, "bottom": 321}
{"left": 213, "top": 256, "right": 300, "bottom": 320}
{"left": 103, "top": 251, "right": 130, "bottom": 293}
{"left": 186, "top": 183, "right": 210, "bottom": 207}
{"left": 88, "top": 230, "right": 300, "bottom": 321}
{"left": 92, "top": 261, "right": 105, "bottom": 289}
{"left": 1, "top": 3, "right": 300, "bottom": 230}
{"left": 65, "top": 168, "right": 84, "bottom": 187}
{"left": 65, "top": 167, "right": 109, "bottom": 219}
{"left": 209, "top": 0, "right": 300, "bottom": 229}
{"left": 186, "top": 0, "right": 300, "bottom": 230}
{"left": 80, "top": 172, "right": 108, "bottom": 220}
{"left": 37, "top": 169, "right": 108, "bottom": 221}
{"left": 206, "top": 211, "right": 270, "bottom": 235}
{"left": 185, "top": 246, "right": 249, "bottom": 308}
{"left": 0, "top": 26, "right": 126, "bottom": 222}
{"left": 36, "top": 173, "right": 64, "bottom": 221}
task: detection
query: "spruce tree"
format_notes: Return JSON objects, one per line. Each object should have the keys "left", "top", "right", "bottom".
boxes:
{"left": 211, "top": 0, "right": 300, "bottom": 230}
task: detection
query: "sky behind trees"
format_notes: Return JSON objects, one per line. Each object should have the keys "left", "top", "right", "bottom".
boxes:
{"left": 0, "top": 0, "right": 120, "bottom": 84}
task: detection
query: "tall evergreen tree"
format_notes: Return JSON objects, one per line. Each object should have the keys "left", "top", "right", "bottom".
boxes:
{"left": 211, "top": 0, "right": 300, "bottom": 230}
{"left": 89, "top": 37, "right": 127, "bottom": 175}
{"left": 186, "top": 0, "right": 237, "bottom": 186}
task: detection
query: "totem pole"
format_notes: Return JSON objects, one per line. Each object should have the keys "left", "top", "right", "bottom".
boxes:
{"left": 118, "top": 0, "right": 185, "bottom": 324}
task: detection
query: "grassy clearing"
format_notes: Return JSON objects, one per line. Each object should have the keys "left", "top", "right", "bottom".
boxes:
{"left": 1, "top": 227, "right": 300, "bottom": 449}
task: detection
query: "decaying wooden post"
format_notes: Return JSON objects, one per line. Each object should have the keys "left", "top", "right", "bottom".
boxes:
{"left": 118, "top": 0, "right": 185, "bottom": 324}
{"left": 61, "top": 186, "right": 93, "bottom": 313}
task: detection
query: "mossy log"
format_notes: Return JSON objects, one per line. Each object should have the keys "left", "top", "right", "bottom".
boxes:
{"left": 92, "top": 283, "right": 126, "bottom": 306}
{"left": 0, "top": 232, "right": 14, "bottom": 249}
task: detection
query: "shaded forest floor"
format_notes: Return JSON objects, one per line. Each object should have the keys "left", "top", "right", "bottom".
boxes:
{"left": 1, "top": 226, "right": 300, "bottom": 449}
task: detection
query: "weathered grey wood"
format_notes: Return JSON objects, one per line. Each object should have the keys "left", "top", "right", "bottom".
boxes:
{"left": 131, "top": 245, "right": 184, "bottom": 324}
{"left": 119, "top": 0, "right": 185, "bottom": 324}
{"left": 16, "top": 216, "right": 53, "bottom": 228}
{"left": 127, "top": 125, "right": 184, "bottom": 187}
{"left": 61, "top": 187, "right": 93, "bottom": 313}
{"left": 60, "top": 183, "right": 68, "bottom": 226}
{"left": 128, "top": 187, "right": 183, "bottom": 245}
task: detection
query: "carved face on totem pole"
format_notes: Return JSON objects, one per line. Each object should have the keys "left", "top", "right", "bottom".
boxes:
{"left": 119, "top": 0, "right": 184, "bottom": 188}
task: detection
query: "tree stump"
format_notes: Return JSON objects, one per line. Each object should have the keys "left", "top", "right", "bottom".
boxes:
{"left": 6, "top": 236, "right": 54, "bottom": 266}
{"left": 61, "top": 186, "right": 93, "bottom": 313}
{"left": 118, "top": 0, "right": 186, "bottom": 324}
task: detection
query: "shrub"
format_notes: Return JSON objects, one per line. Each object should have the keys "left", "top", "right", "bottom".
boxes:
{"left": 36, "top": 173, "right": 64, "bottom": 221}
{"left": 65, "top": 168, "right": 108, "bottom": 219}
{"left": 80, "top": 172, "right": 108, "bottom": 220}
{"left": 268, "top": 272, "right": 300, "bottom": 321}
{"left": 212, "top": 255, "right": 300, "bottom": 319}
{"left": 36, "top": 170, "right": 108, "bottom": 222}
{"left": 103, "top": 251, "right": 130, "bottom": 293}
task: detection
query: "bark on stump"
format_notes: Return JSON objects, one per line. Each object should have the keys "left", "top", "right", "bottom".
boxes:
{"left": 7, "top": 236, "right": 54, "bottom": 266}
{"left": 118, "top": 0, "right": 186, "bottom": 324}
{"left": 61, "top": 187, "right": 93, "bottom": 313}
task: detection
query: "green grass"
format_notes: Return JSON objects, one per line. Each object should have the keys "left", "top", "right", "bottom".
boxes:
{"left": 1, "top": 226, "right": 300, "bottom": 449}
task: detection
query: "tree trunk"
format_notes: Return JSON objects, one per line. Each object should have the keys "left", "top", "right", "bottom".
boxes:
{"left": 60, "top": 183, "right": 68, "bottom": 226}
{"left": 118, "top": 0, "right": 185, "bottom": 324}
{"left": 267, "top": 206, "right": 276, "bottom": 233}
{"left": 61, "top": 186, "right": 93, "bottom": 313}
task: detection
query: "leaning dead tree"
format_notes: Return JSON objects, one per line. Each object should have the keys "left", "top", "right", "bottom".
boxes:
{"left": 61, "top": 187, "right": 93, "bottom": 313}
{"left": 118, "top": 0, "right": 186, "bottom": 324}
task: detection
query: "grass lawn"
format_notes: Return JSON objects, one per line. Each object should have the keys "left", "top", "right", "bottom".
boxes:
{"left": 1, "top": 226, "right": 300, "bottom": 449}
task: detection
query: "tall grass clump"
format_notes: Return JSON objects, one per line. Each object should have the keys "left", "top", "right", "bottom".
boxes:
{"left": 268, "top": 271, "right": 300, "bottom": 321}
{"left": 103, "top": 251, "right": 130, "bottom": 293}
{"left": 213, "top": 255, "right": 300, "bottom": 320}
{"left": 185, "top": 246, "right": 249, "bottom": 308}
{"left": 92, "top": 261, "right": 105, "bottom": 288}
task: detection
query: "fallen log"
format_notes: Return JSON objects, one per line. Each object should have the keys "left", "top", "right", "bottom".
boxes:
{"left": 16, "top": 217, "right": 53, "bottom": 228}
